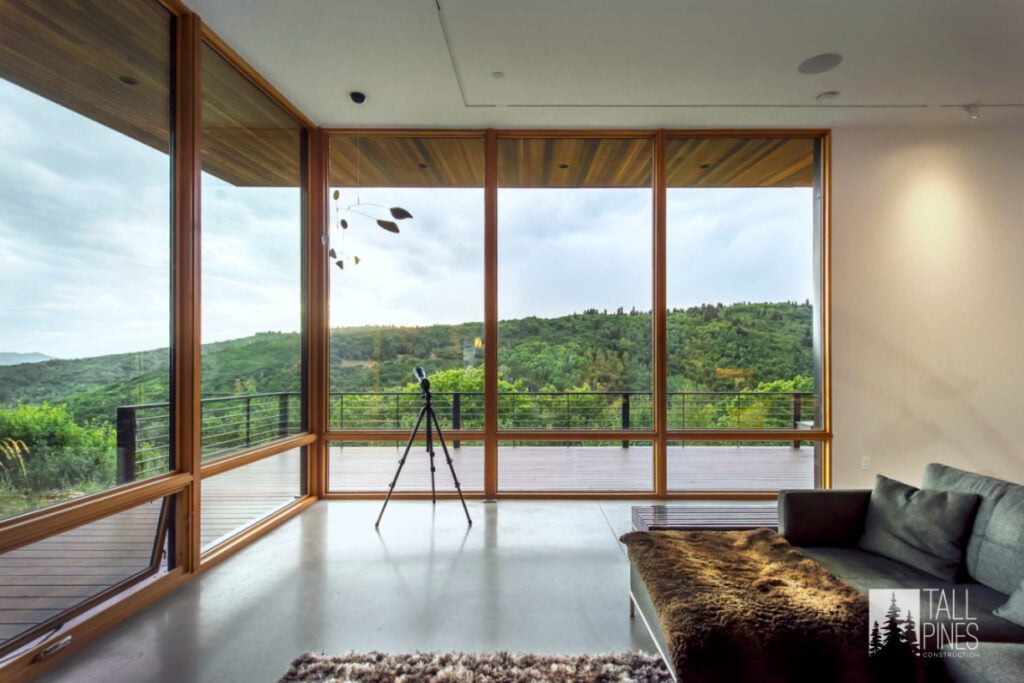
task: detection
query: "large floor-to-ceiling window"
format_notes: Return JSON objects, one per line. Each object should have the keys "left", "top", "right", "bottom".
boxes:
{"left": 324, "top": 131, "right": 829, "bottom": 495}
{"left": 0, "top": 2, "right": 319, "bottom": 675}
{"left": 325, "top": 134, "right": 486, "bottom": 494}
{"left": 198, "top": 41, "right": 308, "bottom": 550}
{"left": 497, "top": 136, "right": 655, "bottom": 491}
{"left": 665, "top": 136, "right": 824, "bottom": 490}
{"left": 0, "top": 0, "right": 177, "bottom": 658}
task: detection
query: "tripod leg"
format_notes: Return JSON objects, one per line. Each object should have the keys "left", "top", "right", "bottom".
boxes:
{"left": 428, "top": 407, "right": 472, "bottom": 526}
{"left": 426, "top": 406, "right": 437, "bottom": 505}
{"left": 375, "top": 406, "right": 427, "bottom": 528}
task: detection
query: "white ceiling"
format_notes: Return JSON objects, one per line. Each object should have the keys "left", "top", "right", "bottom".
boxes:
{"left": 184, "top": 0, "right": 1024, "bottom": 129}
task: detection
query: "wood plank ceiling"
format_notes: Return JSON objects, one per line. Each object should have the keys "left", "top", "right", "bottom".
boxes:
{"left": 0, "top": 0, "right": 300, "bottom": 188}
{"left": 0, "top": 0, "right": 814, "bottom": 189}
{"left": 329, "top": 135, "right": 814, "bottom": 188}
{"left": 0, "top": 0, "right": 172, "bottom": 154}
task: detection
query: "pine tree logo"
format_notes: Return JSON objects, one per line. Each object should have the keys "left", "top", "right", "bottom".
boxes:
{"left": 868, "top": 590, "right": 920, "bottom": 679}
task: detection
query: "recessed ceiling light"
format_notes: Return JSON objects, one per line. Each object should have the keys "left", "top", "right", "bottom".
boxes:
{"left": 798, "top": 53, "right": 843, "bottom": 75}
{"left": 815, "top": 90, "right": 840, "bottom": 103}
{"left": 491, "top": 71, "right": 505, "bottom": 79}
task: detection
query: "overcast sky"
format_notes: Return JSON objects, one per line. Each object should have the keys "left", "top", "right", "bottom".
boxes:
{"left": 1, "top": 79, "right": 813, "bottom": 360}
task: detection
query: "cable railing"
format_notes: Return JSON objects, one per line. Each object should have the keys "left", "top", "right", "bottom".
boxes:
{"left": 116, "top": 392, "right": 302, "bottom": 483}
{"left": 116, "top": 389, "right": 815, "bottom": 483}
{"left": 329, "top": 390, "right": 815, "bottom": 431}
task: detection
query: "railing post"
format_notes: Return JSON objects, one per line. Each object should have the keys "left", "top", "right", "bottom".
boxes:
{"left": 453, "top": 391, "right": 461, "bottom": 449}
{"left": 245, "top": 395, "right": 252, "bottom": 447}
{"left": 621, "top": 392, "right": 630, "bottom": 448}
{"left": 278, "top": 393, "right": 290, "bottom": 438}
{"left": 116, "top": 406, "right": 137, "bottom": 484}
{"left": 792, "top": 392, "right": 802, "bottom": 448}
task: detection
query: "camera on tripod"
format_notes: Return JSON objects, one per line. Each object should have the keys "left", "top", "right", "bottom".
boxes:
{"left": 413, "top": 365, "right": 430, "bottom": 393}
{"left": 375, "top": 366, "right": 472, "bottom": 528}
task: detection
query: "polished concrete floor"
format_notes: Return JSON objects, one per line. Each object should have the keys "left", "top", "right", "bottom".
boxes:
{"left": 34, "top": 500, "right": 659, "bottom": 682}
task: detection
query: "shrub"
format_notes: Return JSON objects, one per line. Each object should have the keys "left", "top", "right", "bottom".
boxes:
{"left": 0, "top": 403, "right": 116, "bottom": 492}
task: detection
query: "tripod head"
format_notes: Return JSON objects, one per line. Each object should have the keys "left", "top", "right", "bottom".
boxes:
{"left": 413, "top": 366, "right": 430, "bottom": 395}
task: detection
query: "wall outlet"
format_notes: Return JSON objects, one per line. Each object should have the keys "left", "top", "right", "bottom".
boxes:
{"left": 861, "top": 456, "right": 871, "bottom": 470}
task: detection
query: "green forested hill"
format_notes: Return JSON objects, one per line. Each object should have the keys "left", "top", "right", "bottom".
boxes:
{"left": 0, "top": 348, "right": 170, "bottom": 408}
{"left": 329, "top": 301, "right": 813, "bottom": 393}
{"left": 0, "top": 302, "right": 813, "bottom": 426}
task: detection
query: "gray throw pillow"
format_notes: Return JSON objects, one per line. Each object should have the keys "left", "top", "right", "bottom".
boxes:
{"left": 856, "top": 474, "right": 980, "bottom": 581}
{"left": 994, "top": 579, "right": 1024, "bottom": 627}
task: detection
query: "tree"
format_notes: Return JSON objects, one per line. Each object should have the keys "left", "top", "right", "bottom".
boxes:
{"left": 869, "top": 620, "right": 883, "bottom": 656}
{"left": 881, "top": 592, "right": 904, "bottom": 648}
{"left": 870, "top": 592, "right": 916, "bottom": 681}
{"left": 901, "top": 610, "right": 919, "bottom": 656}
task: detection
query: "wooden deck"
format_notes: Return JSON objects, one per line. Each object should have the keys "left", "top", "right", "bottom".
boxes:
{"left": 0, "top": 444, "right": 812, "bottom": 655}
{"left": 0, "top": 451, "right": 304, "bottom": 656}
{"left": 328, "top": 444, "right": 816, "bottom": 492}
{"left": 0, "top": 501, "right": 165, "bottom": 652}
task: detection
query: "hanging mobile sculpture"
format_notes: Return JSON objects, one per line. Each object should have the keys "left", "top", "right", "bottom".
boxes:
{"left": 328, "top": 91, "right": 413, "bottom": 270}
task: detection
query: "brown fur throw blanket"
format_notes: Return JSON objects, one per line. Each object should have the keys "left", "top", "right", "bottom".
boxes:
{"left": 621, "top": 528, "right": 869, "bottom": 682}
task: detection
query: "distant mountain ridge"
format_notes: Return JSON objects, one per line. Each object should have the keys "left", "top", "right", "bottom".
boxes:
{"left": 0, "top": 352, "right": 53, "bottom": 366}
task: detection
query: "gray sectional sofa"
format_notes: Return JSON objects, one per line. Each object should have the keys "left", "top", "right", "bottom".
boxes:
{"left": 779, "top": 463, "right": 1024, "bottom": 682}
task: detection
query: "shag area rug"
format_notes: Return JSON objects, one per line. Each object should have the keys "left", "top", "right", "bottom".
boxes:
{"left": 620, "top": 528, "right": 869, "bottom": 682}
{"left": 277, "top": 651, "right": 672, "bottom": 682}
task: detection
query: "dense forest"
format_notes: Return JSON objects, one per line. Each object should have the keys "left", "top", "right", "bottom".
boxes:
{"left": 0, "top": 301, "right": 814, "bottom": 426}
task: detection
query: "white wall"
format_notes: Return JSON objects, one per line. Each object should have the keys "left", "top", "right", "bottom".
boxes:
{"left": 831, "top": 126, "right": 1024, "bottom": 488}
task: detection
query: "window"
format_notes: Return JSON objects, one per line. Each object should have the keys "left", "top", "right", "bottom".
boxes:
{"left": 201, "top": 448, "right": 304, "bottom": 551}
{"left": 0, "top": 0, "right": 173, "bottom": 518}
{"left": 326, "top": 135, "right": 485, "bottom": 493}
{"left": 324, "top": 132, "right": 828, "bottom": 495}
{"left": 496, "top": 136, "right": 654, "bottom": 491}
{"left": 665, "top": 136, "right": 823, "bottom": 490}
{"left": 199, "top": 43, "right": 305, "bottom": 461}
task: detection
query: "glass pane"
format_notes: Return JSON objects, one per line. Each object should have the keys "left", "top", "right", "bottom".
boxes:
{"left": 666, "top": 440, "right": 818, "bottom": 491}
{"left": 665, "top": 137, "right": 820, "bottom": 430}
{"left": 498, "top": 137, "right": 653, "bottom": 431}
{"left": 498, "top": 440, "right": 653, "bottom": 492}
{"left": 201, "top": 448, "right": 304, "bottom": 551}
{"left": 200, "top": 44, "right": 304, "bottom": 460}
{"left": 0, "top": 496, "right": 169, "bottom": 656}
{"left": 329, "top": 440, "right": 484, "bottom": 493}
{"left": 0, "top": 0, "right": 172, "bottom": 519}
{"left": 327, "top": 136, "right": 484, "bottom": 432}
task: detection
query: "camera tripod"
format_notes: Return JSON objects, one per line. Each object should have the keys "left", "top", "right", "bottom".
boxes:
{"left": 375, "top": 368, "right": 472, "bottom": 527}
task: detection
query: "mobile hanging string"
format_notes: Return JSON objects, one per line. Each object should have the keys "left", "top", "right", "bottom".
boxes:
{"left": 375, "top": 366, "right": 472, "bottom": 527}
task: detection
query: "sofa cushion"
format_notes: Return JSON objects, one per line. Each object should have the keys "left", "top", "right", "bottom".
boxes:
{"left": 923, "top": 463, "right": 1024, "bottom": 595}
{"left": 994, "top": 579, "right": 1024, "bottom": 628}
{"left": 798, "top": 546, "right": 955, "bottom": 593}
{"left": 938, "top": 642, "right": 1024, "bottom": 683}
{"left": 856, "top": 474, "right": 980, "bottom": 581}
{"left": 798, "top": 547, "right": 1024, "bottom": 643}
